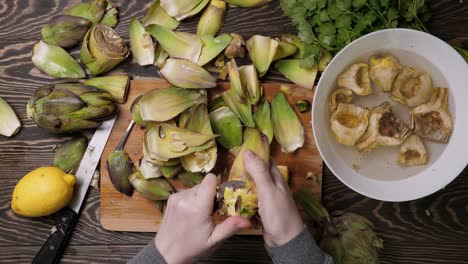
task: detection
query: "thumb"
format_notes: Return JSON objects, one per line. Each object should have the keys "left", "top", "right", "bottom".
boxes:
{"left": 209, "top": 216, "right": 251, "bottom": 246}
{"left": 243, "top": 150, "right": 274, "bottom": 195}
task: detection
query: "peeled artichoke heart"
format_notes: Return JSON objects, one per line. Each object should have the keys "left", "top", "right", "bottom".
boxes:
{"left": 0, "top": 97, "right": 21, "bottom": 137}
{"left": 391, "top": 66, "right": 433, "bottom": 107}
{"left": 107, "top": 150, "right": 135, "bottom": 196}
{"left": 273, "top": 41, "right": 298, "bottom": 61}
{"left": 129, "top": 170, "right": 174, "bottom": 200}
{"left": 356, "top": 102, "right": 410, "bottom": 152}
{"left": 142, "top": 0, "right": 180, "bottom": 29}
{"left": 198, "top": 34, "right": 232, "bottom": 66}
{"left": 222, "top": 89, "right": 255, "bottom": 127}
{"left": 225, "top": 0, "right": 272, "bottom": 7}
{"left": 197, "top": 0, "right": 226, "bottom": 36}
{"left": 239, "top": 65, "right": 262, "bottom": 105}
{"left": 246, "top": 35, "right": 278, "bottom": 77}
{"left": 146, "top": 24, "right": 202, "bottom": 63}
{"left": 146, "top": 123, "right": 217, "bottom": 160}
{"left": 271, "top": 92, "right": 304, "bottom": 153}
{"left": 253, "top": 100, "right": 273, "bottom": 143}
{"left": 64, "top": 0, "right": 106, "bottom": 26}
{"left": 223, "top": 128, "right": 270, "bottom": 218}
{"left": 329, "top": 88, "right": 353, "bottom": 112}
{"left": 398, "top": 134, "right": 428, "bottom": 165}
{"left": 26, "top": 83, "right": 117, "bottom": 133}
{"left": 139, "top": 86, "right": 204, "bottom": 122}
{"left": 225, "top": 33, "right": 245, "bottom": 59}
{"left": 275, "top": 59, "right": 317, "bottom": 90}
{"left": 41, "top": 15, "right": 92, "bottom": 48}
{"left": 369, "top": 54, "right": 401, "bottom": 92}
{"left": 84, "top": 75, "right": 130, "bottom": 103}
{"left": 80, "top": 24, "right": 130, "bottom": 76}
{"left": 330, "top": 103, "right": 370, "bottom": 146}
{"left": 53, "top": 136, "right": 87, "bottom": 173}
{"left": 337, "top": 63, "right": 372, "bottom": 96}
{"left": 100, "top": 1, "right": 118, "bottom": 28}
{"left": 32, "top": 41, "right": 86, "bottom": 79}
{"left": 410, "top": 87, "right": 453, "bottom": 143}
{"left": 209, "top": 106, "right": 243, "bottom": 151}
{"left": 130, "top": 18, "right": 155, "bottom": 66}
{"left": 160, "top": 58, "right": 217, "bottom": 89}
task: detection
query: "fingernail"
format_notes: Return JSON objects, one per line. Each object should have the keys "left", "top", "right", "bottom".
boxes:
{"left": 244, "top": 150, "right": 254, "bottom": 159}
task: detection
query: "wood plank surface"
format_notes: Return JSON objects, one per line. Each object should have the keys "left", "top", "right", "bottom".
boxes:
{"left": 0, "top": 0, "right": 467, "bottom": 263}
{"left": 99, "top": 79, "right": 322, "bottom": 233}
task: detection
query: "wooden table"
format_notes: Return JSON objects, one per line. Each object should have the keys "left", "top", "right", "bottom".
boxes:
{"left": 0, "top": 1, "right": 467, "bottom": 263}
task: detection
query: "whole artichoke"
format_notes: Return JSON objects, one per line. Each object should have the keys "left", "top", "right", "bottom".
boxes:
{"left": 27, "top": 83, "right": 117, "bottom": 133}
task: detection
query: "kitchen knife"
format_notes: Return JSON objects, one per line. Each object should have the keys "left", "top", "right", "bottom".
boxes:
{"left": 32, "top": 117, "right": 117, "bottom": 264}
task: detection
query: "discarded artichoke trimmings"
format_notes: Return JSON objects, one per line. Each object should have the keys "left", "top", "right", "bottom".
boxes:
{"left": 142, "top": 0, "right": 180, "bottom": 29}
{"left": 160, "top": 0, "right": 210, "bottom": 21}
{"left": 225, "top": 33, "right": 245, "bottom": 59}
{"left": 160, "top": 58, "right": 217, "bottom": 89}
{"left": 330, "top": 103, "right": 370, "bottom": 146}
{"left": 225, "top": 0, "right": 272, "bottom": 7}
{"left": 41, "top": 15, "right": 92, "bottom": 48}
{"left": 84, "top": 75, "right": 131, "bottom": 103}
{"left": 356, "top": 102, "right": 410, "bottom": 152}
{"left": 296, "top": 100, "right": 311, "bottom": 113}
{"left": 139, "top": 155, "right": 163, "bottom": 179}
{"left": 398, "top": 135, "right": 428, "bottom": 165}
{"left": 197, "top": 0, "right": 226, "bottom": 36}
{"left": 239, "top": 65, "right": 263, "bottom": 105}
{"left": 160, "top": 165, "right": 183, "bottom": 178}
{"left": 271, "top": 92, "right": 304, "bottom": 153}
{"left": 253, "top": 100, "right": 273, "bottom": 143}
{"left": 410, "top": 87, "right": 453, "bottom": 143}
{"left": 198, "top": 34, "right": 232, "bottom": 66}
{"left": 129, "top": 170, "right": 174, "bottom": 200}
{"left": 179, "top": 172, "right": 204, "bottom": 188}
{"left": 54, "top": 136, "right": 88, "bottom": 174}
{"left": 391, "top": 66, "right": 433, "bottom": 107}
{"left": 32, "top": 41, "right": 86, "bottom": 79}
{"left": 0, "top": 97, "right": 21, "bottom": 137}
{"left": 337, "top": 63, "right": 372, "bottom": 96}
{"left": 275, "top": 59, "right": 317, "bottom": 90}
{"left": 107, "top": 150, "right": 135, "bottom": 197}
{"left": 130, "top": 18, "right": 155, "bottom": 66}
{"left": 222, "top": 89, "right": 255, "bottom": 128}
{"left": 209, "top": 106, "right": 243, "bottom": 151}
{"left": 329, "top": 88, "right": 353, "bottom": 112}
{"left": 246, "top": 35, "right": 278, "bottom": 77}
{"left": 368, "top": 54, "right": 401, "bottom": 92}
{"left": 100, "top": 1, "right": 118, "bottom": 28}
{"left": 64, "top": 0, "right": 106, "bottom": 26}
{"left": 273, "top": 40, "right": 298, "bottom": 61}
{"left": 226, "top": 59, "right": 245, "bottom": 101}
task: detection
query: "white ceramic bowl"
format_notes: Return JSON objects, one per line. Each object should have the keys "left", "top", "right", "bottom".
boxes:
{"left": 312, "top": 29, "right": 468, "bottom": 202}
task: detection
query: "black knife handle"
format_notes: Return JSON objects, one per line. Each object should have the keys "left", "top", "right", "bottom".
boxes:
{"left": 32, "top": 207, "right": 78, "bottom": 264}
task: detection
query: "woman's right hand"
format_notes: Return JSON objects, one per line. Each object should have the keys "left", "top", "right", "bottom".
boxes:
{"left": 243, "top": 150, "right": 305, "bottom": 247}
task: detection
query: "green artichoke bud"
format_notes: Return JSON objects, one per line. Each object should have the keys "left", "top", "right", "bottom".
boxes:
{"left": 84, "top": 75, "right": 130, "bottom": 103}
{"left": 64, "top": 0, "right": 107, "bottom": 26}
{"left": 107, "top": 150, "right": 135, "bottom": 196}
{"left": 26, "top": 83, "right": 117, "bottom": 133}
{"left": 130, "top": 18, "right": 155, "bottom": 66}
{"left": 273, "top": 40, "right": 298, "bottom": 61}
{"left": 80, "top": 24, "right": 130, "bottom": 76}
{"left": 142, "top": 0, "right": 180, "bottom": 29}
{"left": 222, "top": 89, "right": 255, "bottom": 127}
{"left": 197, "top": 0, "right": 226, "bottom": 36}
{"left": 239, "top": 64, "right": 262, "bottom": 105}
{"left": 225, "top": 0, "right": 272, "bottom": 7}
{"left": 32, "top": 41, "right": 86, "bottom": 79}
{"left": 246, "top": 35, "right": 278, "bottom": 77}
{"left": 160, "top": 58, "right": 217, "bottom": 89}
{"left": 129, "top": 170, "right": 174, "bottom": 200}
{"left": 41, "top": 15, "right": 92, "bottom": 48}
{"left": 209, "top": 106, "right": 243, "bottom": 151}
{"left": 198, "top": 34, "right": 232, "bottom": 66}
{"left": 146, "top": 24, "right": 202, "bottom": 63}
{"left": 178, "top": 171, "right": 204, "bottom": 188}
{"left": 160, "top": 0, "right": 209, "bottom": 21}
{"left": 100, "top": 1, "right": 118, "bottom": 28}
{"left": 225, "top": 33, "right": 245, "bottom": 59}
{"left": 253, "top": 100, "right": 273, "bottom": 143}
{"left": 275, "top": 59, "right": 318, "bottom": 90}
{"left": 53, "top": 136, "right": 88, "bottom": 174}
{"left": 160, "top": 165, "right": 183, "bottom": 178}
{"left": 271, "top": 92, "right": 304, "bottom": 153}
{"left": 0, "top": 97, "right": 21, "bottom": 137}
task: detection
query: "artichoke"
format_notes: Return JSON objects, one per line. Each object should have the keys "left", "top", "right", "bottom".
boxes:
{"left": 410, "top": 88, "right": 453, "bottom": 143}
{"left": 80, "top": 24, "right": 130, "bottom": 76}
{"left": 160, "top": 58, "right": 217, "bottom": 89}
{"left": 330, "top": 103, "right": 370, "bottom": 146}
{"left": 160, "top": 0, "right": 209, "bottom": 21}
{"left": 246, "top": 35, "right": 278, "bottom": 77}
{"left": 107, "top": 150, "right": 135, "bottom": 196}
{"left": 337, "top": 63, "right": 372, "bottom": 96}
{"left": 209, "top": 106, "right": 243, "bottom": 151}
{"left": 84, "top": 75, "right": 131, "bottom": 103}
{"left": 64, "top": 0, "right": 106, "bottom": 26}
{"left": 198, "top": 34, "right": 232, "bottom": 66}
{"left": 222, "top": 89, "right": 255, "bottom": 128}
{"left": 41, "top": 15, "right": 92, "bottom": 48}
{"left": 54, "top": 136, "right": 88, "bottom": 173}
{"left": 100, "top": 1, "right": 119, "bottom": 28}
{"left": 239, "top": 64, "right": 262, "bottom": 105}
{"left": 275, "top": 59, "right": 318, "bottom": 89}
{"left": 329, "top": 88, "right": 353, "bottom": 112}
{"left": 398, "top": 134, "right": 428, "bottom": 166}
{"left": 26, "top": 83, "right": 117, "bottom": 133}
{"left": 356, "top": 102, "right": 410, "bottom": 152}
{"left": 129, "top": 170, "right": 174, "bottom": 200}
{"left": 226, "top": 59, "right": 246, "bottom": 102}
{"left": 253, "top": 100, "right": 273, "bottom": 143}
{"left": 368, "top": 54, "right": 402, "bottom": 92}
{"left": 391, "top": 66, "right": 433, "bottom": 107}
{"left": 271, "top": 92, "right": 304, "bottom": 153}
{"left": 178, "top": 171, "right": 204, "bottom": 188}
{"left": 273, "top": 41, "right": 298, "bottom": 61}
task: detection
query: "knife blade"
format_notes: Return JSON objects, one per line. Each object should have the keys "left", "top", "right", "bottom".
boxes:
{"left": 32, "top": 116, "right": 117, "bottom": 264}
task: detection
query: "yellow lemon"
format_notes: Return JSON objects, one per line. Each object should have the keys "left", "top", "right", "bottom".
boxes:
{"left": 11, "top": 166, "right": 76, "bottom": 217}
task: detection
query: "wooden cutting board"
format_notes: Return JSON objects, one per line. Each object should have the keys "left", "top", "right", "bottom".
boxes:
{"left": 100, "top": 79, "right": 323, "bottom": 234}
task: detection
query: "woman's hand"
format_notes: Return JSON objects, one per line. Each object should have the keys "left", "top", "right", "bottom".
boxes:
{"left": 243, "top": 150, "right": 304, "bottom": 247}
{"left": 155, "top": 173, "right": 251, "bottom": 264}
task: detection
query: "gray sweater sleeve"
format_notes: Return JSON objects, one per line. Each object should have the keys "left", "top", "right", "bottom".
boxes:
{"left": 127, "top": 239, "right": 167, "bottom": 264}
{"left": 266, "top": 227, "right": 334, "bottom": 264}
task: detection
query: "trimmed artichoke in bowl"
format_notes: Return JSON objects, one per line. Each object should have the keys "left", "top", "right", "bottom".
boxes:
{"left": 329, "top": 88, "right": 353, "bottom": 112}
{"left": 368, "top": 54, "right": 402, "bottom": 92}
{"left": 410, "top": 88, "right": 453, "bottom": 143}
{"left": 398, "top": 134, "right": 428, "bottom": 166}
{"left": 330, "top": 103, "right": 370, "bottom": 146}
{"left": 392, "top": 66, "right": 433, "bottom": 107}
{"left": 356, "top": 102, "right": 410, "bottom": 152}
{"left": 337, "top": 63, "right": 372, "bottom": 96}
